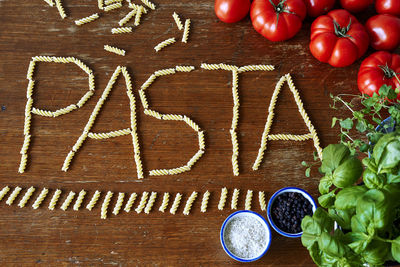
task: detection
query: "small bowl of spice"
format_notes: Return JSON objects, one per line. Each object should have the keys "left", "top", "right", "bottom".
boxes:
{"left": 267, "top": 187, "right": 316, "bottom": 238}
{"left": 220, "top": 210, "right": 271, "bottom": 262}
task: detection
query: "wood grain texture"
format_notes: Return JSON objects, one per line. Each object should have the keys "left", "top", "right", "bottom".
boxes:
{"left": 0, "top": 0, "right": 396, "bottom": 266}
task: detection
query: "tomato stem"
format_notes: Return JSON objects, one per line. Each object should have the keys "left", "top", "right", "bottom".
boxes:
{"left": 379, "top": 64, "right": 398, "bottom": 79}
{"left": 333, "top": 19, "right": 353, "bottom": 39}
{"left": 268, "top": 0, "right": 295, "bottom": 24}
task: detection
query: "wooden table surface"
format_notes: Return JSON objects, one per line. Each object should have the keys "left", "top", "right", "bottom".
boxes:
{"left": 0, "top": 0, "right": 396, "bottom": 266}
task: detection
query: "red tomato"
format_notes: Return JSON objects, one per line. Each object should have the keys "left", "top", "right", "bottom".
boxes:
{"left": 366, "top": 14, "right": 400, "bottom": 51}
{"left": 375, "top": 0, "right": 400, "bottom": 17}
{"left": 340, "top": 0, "right": 374, "bottom": 13}
{"left": 214, "top": 0, "right": 251, "bottom": 23}
{"left": 358, "top": 51, "right": 400, "bottom": 99}
{"left": 310, "top": 9, "right": 369, "bottom": 67}
{"left": 250, "top": 0, "right": 307, "bottom": 42}
{"left": 304, "top": 0, "right": 336, "bottom": 17}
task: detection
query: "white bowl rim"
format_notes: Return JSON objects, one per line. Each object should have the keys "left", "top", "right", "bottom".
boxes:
{"left": 220, "top": 210, "right": 272, "bottom": 262}
{"left": 267, "top": 187, "right": 317, "bottom": 238}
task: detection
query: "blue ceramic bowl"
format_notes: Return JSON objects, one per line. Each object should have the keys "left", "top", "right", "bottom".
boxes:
{"left": 220, "top": 210, "right": 271, "bottom": 262}
{"left": 267, "top": 187, "right": 317, "bottom": 238}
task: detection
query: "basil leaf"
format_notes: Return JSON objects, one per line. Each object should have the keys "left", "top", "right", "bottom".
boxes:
{"left": 392, "top": 236, "right": 400, "bottom": 263}
{"left": 328, "top": 208, "right": 354, "bottom": 230}
{"left": 308, "top": 242, "right": 323, "bottom": 266}
{"left": 346, "top": 232, "right": 370, "bottom": 254}
{"left": 321, "top": 144, "right": 350, "bottom": 174}
{"left": 318, "top": 231, "right": 348, "bottom": 258}
{"left": 387, "top": 171, "right": 400, "bottom": 184}
{"left": 335, "top": 186, "right": 367, "bottom": 210}
{"left": 351, "top": 213, "right": 369, "bottom": 234}
{"left": 377, "top": 140, "right": 400, "bottom": 173}
{"left": 363, "top": 168, "right": 386, "bottom": 189}
{"left": 332, "top": 157, "right": 363, "bottom": 188}
{"left": 362, "top": 240, "right": 390, "bottom": 266}
{"left": 319, "top": 176, "right": 332, "bottom": 194}
{"left": 373, "top": 131, "right": 398, "bottom": 166}
{"left": 318, "top": 191, "right": 336, "bottom": 208}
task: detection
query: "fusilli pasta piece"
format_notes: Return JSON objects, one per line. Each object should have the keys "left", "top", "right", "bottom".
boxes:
{"left": 26, "top": 80, "right": 35, "bottom": 99}
{"left": 231, "top": 188, "right": 240, "bottom": 210}
{"left": 219, "top": 63, "right": 238, "bottom": 71}
{"left": 238, "top": 64, "right": 275, "bottom": 73}
{"left": 175, "top": 65, "right": 195, "bottom": 72}
{"left": 186, "top": 149, "right": 204, "bottom": 168}
{"left": 167, "top": 165, "right": 191, "bottom": 175}
{"left": 101, "top": 191, "right": 113, "bottom": 219}
{"left": 149, "top": 169, "right": 169, "bottom": 176}
{"left": 200, "top": 63, "right": 221, "bottom": 70}
{"left": 218, "top": 187, "right": 228, "bottom": 210}
{"left": 76, "top": 91, "right": 94, "bottom": 108}
{"left": 183, "top": 115, "right": 200, "bottom": 132}
{"left": 140, "top": 74, "right": 157, "bottom": 90}
{"left": 119, "top": 9, "right": 136, "bottom": 26}
{"left": 158, "top": 192, "right": 169, "bottom": 212}
{"left": 18, "top": 186, "right": 36, "bottom": 208}
{"left": 172, "top": 12, "right": 183, "bottom": 30}
{"left": 112, "top": 192, "right": 125, "bottom": 215}
{"left": 268, "top": 133, "right": 313, "bottom": 141}
{"left": 154, "top": 68, "right": 176, "bottom": 76}
{"left": 170, "top": 193, "right": 182, "bottom": 214}
{"left": 141, "top": 0, "right": 155, "bottom": 10}
{"left": 32, "top": 188, "right": 48, "bottom": 209}
{"left": 104, "top": 2, "right": 122, "bottom": 11}
{"left": 134, "top": 6, "right": 144, "bottom": 26}
{"left": 111, "top": 27, "right": 133, "bottom": 34}
{"left": 198, "top": 131, "right": 205, "bottom": 150}
{"left": 135, "top": 191, "right": 149, "bottom": 213}
{"left": 245, "top": 190, "right": 253, "bottom": 210}
{"left": 73, "top": 190, "right": 86, "bottom": 211}
{"left": 105, "top": 0, "right": 121, "bottom": 4}
{"left": 18, "top": 154, "right": 28, "bottom": 174}
{"left": 259, "top": 191, "right": 266, "bottom": 211}
{"left": 48, "top": 189, "right": 62, "bottom": 210}
{"left": 0, "top": 186, "right": 10, "bottom": 202}
{"left": 86, "top": 190, "right": 101, "bottom": 211}
{"left": 144, "top": 109, "right": 162, "bottom": 120}
{"left": 183, "top": 191, "right": 198, "bottom": 215}
{"left": 20, "top": 134, "right": 31, "bottom": 155}
{"left": 55, "top": 0, "right": 67, "bottom": 19}
{"left": 88, "top": 128, "right": 131, "bottom": 139}
{"left": 27, "top": 61, "right": 36, "bottom": 80}
{"left": 6, "top": 186, "right": 22, "bottom": 205}
{"left": 162, "top": 114, "right": 183, "bottom": 121}
{"left": 200, "top": 190, "right": 210, "bottom": 213}
{"left": 75, "top": 13, "right": 100, "bottom": 26}
{"left": 124, "top": 192, "right": 137, "bottom": 212}
{"left": 154, "top": 38, "right": 176, "bottom": 52}
{"left": 182, "top": 19, "right": 190, "bottom": 43}
{"left": 44, "top": 0, "right": 54, "bottom": 6}
{"left": 144, "top": 191, "right": 157, "bottom": 214}
{"left": 104, "top": 45, "right": 126, "bottom": 56}
{"left": 60, "top": 191, "right": 75, "bottom": 211}
{"left": 98, "top": 0, "right": 103, "bottom": 9}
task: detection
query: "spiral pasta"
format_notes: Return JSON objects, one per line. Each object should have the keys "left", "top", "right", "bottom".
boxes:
{"left": 154, "top": 38, "right": 176, "bottom": 52}
{"left": 200, "top": 63, "right": 221, "bottom": 70}
{"left": 20, "top": 134, "right": 31, "bottom": 155}
{"left": 101, "top": 191, "right": 113, "bottom": 219}
{"left": 259, "top": 191, "right": 266, "bottom": 211}
{"left": 60, "top": 191, "right": 76, "bottom": 211}
{"left": 55, "top": 0, "right": 67, "bottom": 19}
{"left": 134, "top": 6, "right": 145, "bottom": 26}
{"left": 163, "top": 114, "right": 183, "bottom": 121}
{"left": 175, "top": 66, "right": 195, "bottom": 72}
{"left": 198, "top": 131, "right": 205, "bottom": 150}
{"left": 140, "top": 0, "right": 155, "bottom": 9}
{"left": 88, "top": 128, "right": 132, "bottom": 139}
{"left": 135, "top": 192, "right": 149, "bottom": 213}
{"left": 144, "top": 192, "right": 157, "bottom": 214}
{"left": 144, "top": 109, "right": 162, "bottom": 120}
{"left": 111, "top": 27, "right": 132, "bottom": 34}
{"left": 218, "top": 187, "right": 228, "bottom": 210}
{"left": 183, "top": 191, "right": 197, "bottom": 215}
{"left": 0, "top": 186, "right": 10, "bottom": 202}
{"left": 219, "top": 63, "right": 238, "bottom": 71}
{"left": 32, "top": 188, "right": 48, "bottom": 209}
{"left": 182, "top": 19, "right": 190, "bottom": 43}
{"left": 245, "top": 190, "right": 253, "bottom": 210}
{"left": 86, "top": 190, "right": 101, "bottom": 211}
{"left": 129, "top": 3, "right": 148, "bottom": 13}
{"left": 104, "top": 2, "right": 122, "bottom": 11}
{"left": 26, "top": 80, "right": 35, "bottom": 99}
{"left": 141, "top": 74, "right": 157, "bottom": 90}
{"left": 77, "top": 91, "right": 94, "bottom": 108}
{"left": 154, "top": 68, "right": 176, "bottom": 76}
{"left": 238, "top": 64, "right": 275, "bottom": 73}
{"left": 172, "top": 12, "right": 183, "bottom": 30}
{"left": 200, "top": 190, "right": 210, "bottom": 213}
{"left": 149, "top": 169, "right": 169, "bottom": 176}
{"left": 119, "top": 9, "right": 136, "bottom": 26}
{"left": 112, "top": 192, "right": 125, "bottom": 215}
{"left": 27, "top": 61, "right": 36, "bottom": 80}
{"left": 43, "top": 0, "right": 54, "bottom": 6}
{"left": 18, "top": 186, "right": 36, "bottom": 208}
{"left": 48, "top": 189, "right": 62, "bottom": 210}
{"left": 75, "top": 13, "right": 100, "bottom": 26}
{"left": 98, "top": 0, "right": 103, "bottom": 9}
{"left": 159, "top": 192, "right": 169, "bottom": 212}
{"left": 104, "top": 45, "right": 126, "bottom": 56}
{"left": 73, "top": 190, "right": 87, "bottom": 211}
{"left": 183, "top": 116, "right": 200, "bottom": 132}
{"left": 6, "top": 187, "right": 22, "bottom": 205}
{"left": 170, "top": 193, "right": 182, "bottom": 215}
{"left": 230, "top": 129, "right": 239, "bottom": 176}
{"left": 105, "top": 0, "right": 121, "bottom": 4}
{"left": 18, "top": 154, "right": 28, "bottom": 174}
{"left": 268, "top": 133, "right": 313, "bottom": 141}
{"left": 124, "top": 192, "right": 137, "bottom": 212}
{"left": 231, "top": 188, "right": 240, "bottom": 210}
{"left": 186, "top": 149, "right": 204, "bottom": 168}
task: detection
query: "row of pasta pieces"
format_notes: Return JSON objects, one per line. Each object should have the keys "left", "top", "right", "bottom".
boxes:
{"left": 0, "top": 186, "right": 267, "bottom": 219}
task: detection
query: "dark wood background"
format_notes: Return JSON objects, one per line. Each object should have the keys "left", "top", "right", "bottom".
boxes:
{"left": 0, "top": 0, "right": 395, "bottom": 265}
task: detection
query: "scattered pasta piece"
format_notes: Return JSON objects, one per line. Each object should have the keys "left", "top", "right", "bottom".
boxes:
{"left": 48, "top": 189, "right": 62, "bottom": 210}
{"left": 73, "top": 190, "right": 87, "bottom": 211}
{"left": 129, "top": 3, "right": 148, "bottom": 13}
{"left": 245, "top": 190, "right": 253, "bottom": 210}
{"left": 158, "top": 193, "right": 169, "bottom": 212}
{"left": 43, "top": 0, "right": 54, "bottom": 7}
{"left": 154, "top": 68, "right": 176, "bottom": 76}
{"left": 104, "top": 2, "right": 122, "bottom": 11}
{"left": 172, "top": 12, "right": 183, "bottom": 30}
{"left": 32, "top": 188, "right": 48, "bottom": 209}
{"left": 140, "top": 74, "right": 156, "bottom": 90}
{"left": 200, "top": 190, "right": 210, "bottom": 213}
{"left": 75, "top": 13, "right": 100, "bottom": 26}
{"left": 218, "top": 187, "right": 228, "bottom": 210}
{"left": 6, "top": 187, "right": 22, "bottom": 205}
{"left": 231, "top": 188, "right": 240, "bottom": 210}
{"left": 170, "top": 193, "right": 182, "bottom": 215}
{"left": 112, "top": 192, "right": 125, "bottom": 215}
{"left": 0, "top": 186, "right": 10, "bottom": 202}
{"left": 55, "top": 0, "right": 67, "bottom": 19}
{"left": 88, "top": 128, "right": 131, "bottom": 139}
{"left": 60, "top": 191, "right": 76, "bottom": 211}
{"left": 149, "top": 169, "right": 169, "bottom": 176}
{"left": 101, "top": 191, "right": 113, "bottom": 219}
{"left": 135, "top": 191, "right": 149, "bottom": 213}
{"left": 259, "top": 191, "right": 266, "bottom": 211}
{"left": 86, "top": 190, "right": 101, "bottom": 211}
{"left": 119, "top": 9, "right": 136, "bottom": 26}
{"left": 183, "top": 191, "right": 198, "bottom": 215}
{"left": 141, "top": 0, "right": 155, "bottom": 10}
{"left": 18, "top": 186, "right": 36, "bottom": 208}
{"left": 105, "top": 0, "right": 121, "bottom": 4}
{"left": 104, "top": 45, "right": 126, "bottom": 56}
{"left": 124, "top": 192, "right": 137, "bottom": 212}
{"left": 238, "top": 64, "right": 275, "bottom": 73}
{"left": 182, "top": 19, "right": 190, "bottom": 43}
{"left": 111, "top": 27, "right": 132, "bottom": 34}
{"left": 175, "top": 65, "right": 195, "bottom": 72}
{"left": 154, "top": 37, "right": 176, "bottom": 52}
{"left": 144, "top": 192, "right": 157, "bottom": 214}
{"left": 134, "top": 6, "right": 145, "bottom": 26}
{"left": 98, "top": 0, "right": 103, "bottom": 9}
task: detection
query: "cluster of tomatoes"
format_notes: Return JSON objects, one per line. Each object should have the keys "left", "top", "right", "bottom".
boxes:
{"left": 214, "top": 0, "right": 400, "bottom": 98}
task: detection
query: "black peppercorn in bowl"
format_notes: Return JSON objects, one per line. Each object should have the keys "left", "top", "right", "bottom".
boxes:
{"left": 267, "top": 187, "right": 317, "bottom": 238}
